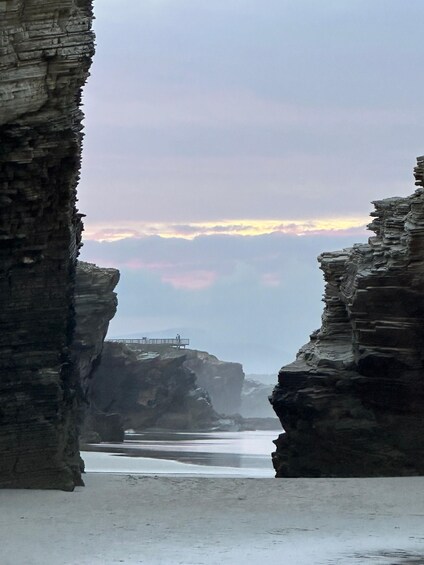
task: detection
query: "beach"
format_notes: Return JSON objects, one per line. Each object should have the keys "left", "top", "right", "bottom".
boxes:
{"left": 1, "top": 474, "right": 423, "bottom": 565}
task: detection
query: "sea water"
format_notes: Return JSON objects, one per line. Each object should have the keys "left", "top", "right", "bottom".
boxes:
{"left": 82, "top": 430, "right": 282, "bottom": 478}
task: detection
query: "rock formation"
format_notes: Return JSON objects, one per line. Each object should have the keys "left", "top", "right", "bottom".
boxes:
{"left": 73, "top": 262, "right": 119, "bottom": 443}
{"left": 271, "top": 156, "right": 424, "bottom": 477}
{"left": 181, "top": 350, "right": 245, "bottom": 414}
{"left": 73, "top": 262, "right": 119, "bottom": 397}
{"left": 100, "top": 344, "right": 245, "bottom": 417}
{"left": 86, "top": 342, "right": 218, "bottom": 439}
{"left": 0, "top": 1, "right": 94, "bottom": 489}
{"left": 157, "top": 347, "right": 246, "bottom": 415}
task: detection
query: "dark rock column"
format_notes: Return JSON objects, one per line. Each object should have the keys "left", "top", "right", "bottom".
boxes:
{"left": 270, "top": 157, "right": 424, "bottom": 477}
{"left": 0, "top": 1, "right": 94, "bottom": 489}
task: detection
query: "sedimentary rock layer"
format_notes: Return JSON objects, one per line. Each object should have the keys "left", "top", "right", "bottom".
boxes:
{"left": 86, "top": 342, "right": 218, "bottom": 438}
{"left": 73, "top": 262, "right": 119, "bottom": 444}
{"left": 73, "top": 262, "right": 119, "bottom": 396}
{"left": 0, "top": 1, "right": 94, "bottom": 489}
{"left": 271, "top": 157, "right": 424, "bottom": 477}
{"left": 182, "top": 350, "right": 245, "bottom": 414}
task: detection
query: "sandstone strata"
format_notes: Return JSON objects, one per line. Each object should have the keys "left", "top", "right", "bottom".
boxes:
{"left": 181, "top": 350, "right": 245, "bottom": 414}
{"left": 271, "top": 157, "right": 424, "bottom": 477}
{"left": 107, "top": 345, "right": 245, "bottom": 417}
{"left": 73, "top": 262, "right": 119, "bottom": 443}
{"left": 87, "top": 342, "right": 218, "bottom": 439}
{"left": 73, "top": 262, "right": 119, "bottom": 397}
{"left": 0, "top": 1, "right": 94, "bottom": 489}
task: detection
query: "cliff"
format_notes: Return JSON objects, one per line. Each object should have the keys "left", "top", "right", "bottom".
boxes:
{"left": 73, "top": 262, "right": 120, "bottom": 396}
{"left": 182, "top": 350, "right": 245, "bottom": 414}
{"left": 73, "top": 262, "right": 119, "bottom": 443}
{"left": 271, "top": 156, "right": 424, "bottom": 477}
{"left": 97, "top": 344, "right": 245, "bottom": 417}
{"left": 0, "top": 2, "right": 94, "bottom": 489}
{"left": 86, "top": 342, "right": 218, "bottom": 439}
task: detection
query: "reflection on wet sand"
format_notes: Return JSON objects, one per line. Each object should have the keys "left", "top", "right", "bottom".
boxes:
{"left": 84, "top": 430, "right": 280, "bottom": 472}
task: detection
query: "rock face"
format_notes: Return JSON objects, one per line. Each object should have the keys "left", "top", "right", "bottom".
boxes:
{"left": 182, "top": 350, "right": 245, "bottom": 414}
{"left": 0, "top": 2, "right": 94, "bottom": 489}
{"left": 87, "top": 342, "right": 218, "bottom": 438}
{"left": 73, "top": 262, "right": 119, "bottom": 397}
{"left": 73, "top": 262, "right": 119, "bottom": 443}
{"left": 109, "top": 345, "right": 245, "bottom": 416}
{"left": 271, "top": 157, "right": 424, "bottom": 477}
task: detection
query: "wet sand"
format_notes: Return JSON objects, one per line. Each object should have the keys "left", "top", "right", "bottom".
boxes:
{"left": 81, "top": 430, "right": 278, "bottom": 478}
{"left": 1, "top": 475, "right": 424, "bottom": 564}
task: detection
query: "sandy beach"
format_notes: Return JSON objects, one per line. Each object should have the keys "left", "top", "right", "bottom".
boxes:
{"left": 1, "top": 474, "right": 423, "bottom": 565}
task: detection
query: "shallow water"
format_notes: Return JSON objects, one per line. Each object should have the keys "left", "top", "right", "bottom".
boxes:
{"left": 82, "top": 430, "right": 281, "bottom": 478}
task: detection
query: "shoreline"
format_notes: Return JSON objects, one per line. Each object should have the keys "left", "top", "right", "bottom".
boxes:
{"left": 1, "top": 474, "right": 423, "bottom": 564}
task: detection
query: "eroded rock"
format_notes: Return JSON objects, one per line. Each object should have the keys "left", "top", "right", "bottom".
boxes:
{"left": 86, "top": 342, "right": 218, "bottom": 437}
{"left": 182, "top": 350, "right": 245, "bottom": 415}
{"left": 0, "top": 1, "right": 94, "bottom": 489}
{"left": 73, "top": 261, "right": 120, "bottom": 444}
{"left": 73, "top": 262, "right": 120, "bottom": 395}
{"left": 270, "top": 156, "right": 424, "bottom": 477}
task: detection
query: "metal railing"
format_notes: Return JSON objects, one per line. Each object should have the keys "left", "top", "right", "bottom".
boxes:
{"left": 107, "top": 338, "right": 189, "bottom": 348}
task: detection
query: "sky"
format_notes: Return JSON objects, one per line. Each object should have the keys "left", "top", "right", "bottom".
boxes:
{"left": 78, "top": 0, "right": 423, "bottom": 374}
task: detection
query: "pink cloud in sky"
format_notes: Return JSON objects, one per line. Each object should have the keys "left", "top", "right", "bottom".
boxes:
{"left": 82, "top": 218, "right": 368, "bottom": 242}
{"left": 161, "top": 270, "right": 218, "bottom": 290}
{"left": 261, "top": 273, "right": 281, "bottom": 288}
{"left": 121, "top": 259, "right": 178, "bottom": 271}
{"left": 89, "top": 253, "right": 219, "bottom": 290}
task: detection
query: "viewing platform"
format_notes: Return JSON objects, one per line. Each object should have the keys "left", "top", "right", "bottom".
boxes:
{"left": 107, "top": 338, "right": 190, "bottom": 349}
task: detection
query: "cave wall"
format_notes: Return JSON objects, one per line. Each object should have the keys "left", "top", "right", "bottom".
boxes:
{"left": 0, "top": 1, "right": 94, "bottom": 489}
{"left": 271, "top": 157, "right": 424, "bottom": 477}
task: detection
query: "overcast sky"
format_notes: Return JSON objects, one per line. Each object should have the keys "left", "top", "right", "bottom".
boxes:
{"left": 79, "top": 0, "right": 423, "bottom": 374}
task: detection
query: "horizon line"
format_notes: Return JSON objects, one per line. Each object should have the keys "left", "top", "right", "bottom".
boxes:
{"left": 82, "top": 217, "right": 369, "bottom": 242}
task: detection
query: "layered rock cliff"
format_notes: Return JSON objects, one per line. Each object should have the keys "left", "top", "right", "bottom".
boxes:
{"left": 73, "top": 262, "right": 119, "bottom": 443}
{"left": 271, "top": 156, "right": 424, "bottom": 477}
{"left": 86, "top": 342, "right": 218, "bottom": 439}
{"left": 73, "top": 262, "right": 119, "bottom": 396}
{"left": 0, "top": 1, "right": 94, "bottom": 489}
{"left": 182, "top": 350, "right": 245, "bottom": 415}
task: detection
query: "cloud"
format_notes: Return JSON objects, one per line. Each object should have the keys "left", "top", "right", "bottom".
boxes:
{"left": 161, "top": 270, "right": 217, "bottom": 290}
{"left": 74, "top": 0, "right": 424, "bottom": 373}
{"left": 261, "top": 273, "right": 281, "bottom": 288}
{"left": 77, "top": 0, "right": 424, "bottom": 228}
{"left": 82, "top": 217, "right": 368, "bottom": 242}
{"left": 80, "top": 230, "right": 368, "bottom": 372}
{"left": 85, "top": 85, "right": 420, "bottom": 131}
